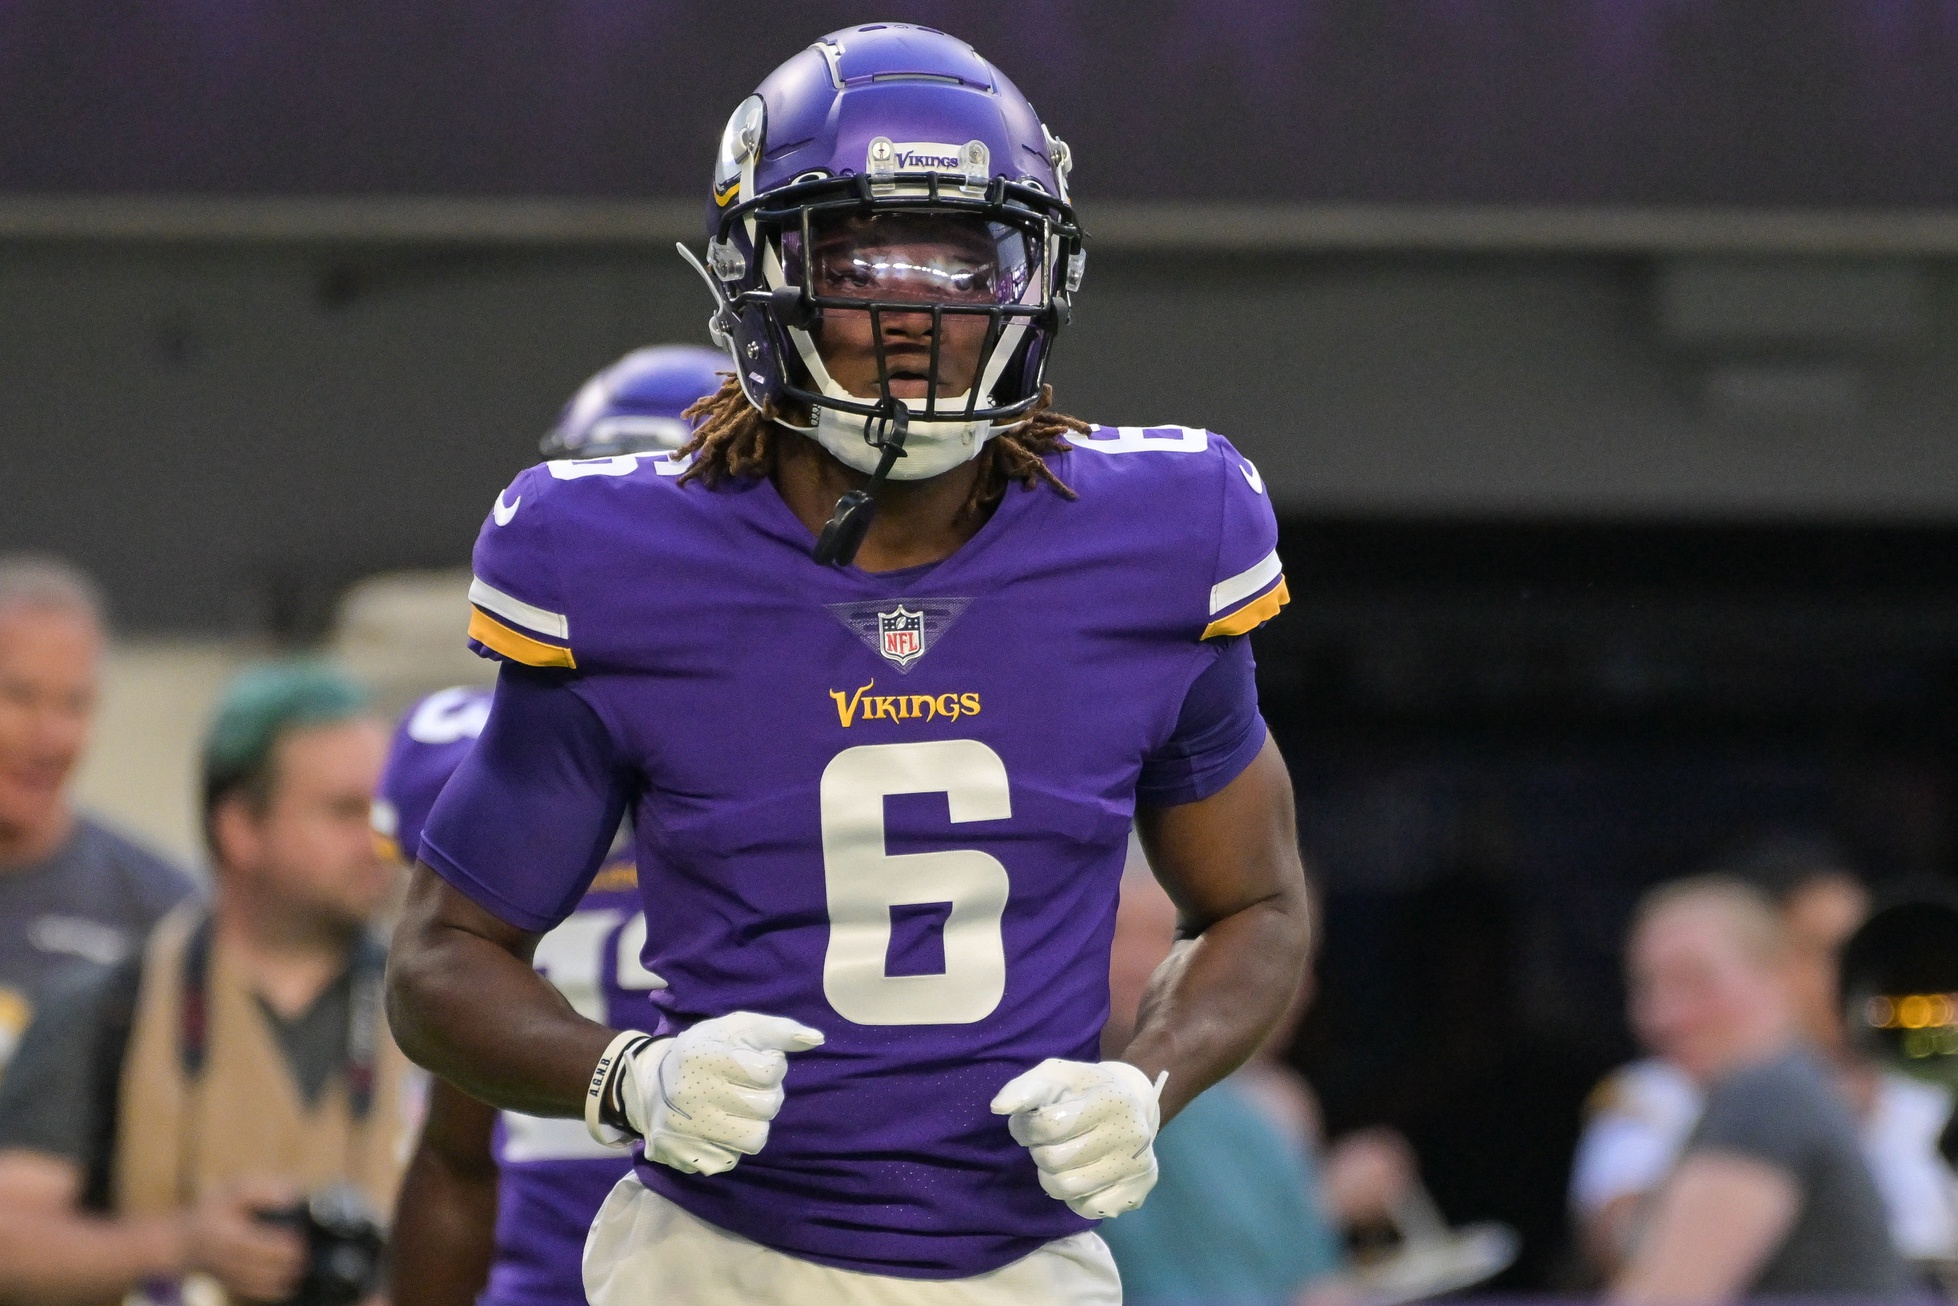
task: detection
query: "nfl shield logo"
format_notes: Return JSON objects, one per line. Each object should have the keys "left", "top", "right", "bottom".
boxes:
{"left": 827, "top": 595, "right": 971, "bottom": 675}
{"left": 878, "top": 605, "right": 926, "bottom": 668}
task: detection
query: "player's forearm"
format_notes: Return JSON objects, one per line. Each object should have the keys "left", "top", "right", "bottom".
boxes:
{"left": 388, "top": 929, "right": 606, "bottom": 1114}
{"left": 1115, "top": 888, "right": 1311, "bottom": 1121}
{"left": 0, "top": 1208, "right": 186, "bottom": 1304}
{"left": 388, "top": 1150, "right": 498, "bottom": 1306}
{"left": 386, "top": 866, "right": 615, "bottom": 1116}
{"left": 1125, "top": 739, "right": 1314, "bottom": 1121}
{"left": 389, "top": 1078, "right": 500, "bottom": 1306}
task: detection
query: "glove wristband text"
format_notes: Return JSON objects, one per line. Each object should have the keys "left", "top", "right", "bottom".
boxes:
{"left": 585, "top": 1029, "right": 655, "bottom": 1149}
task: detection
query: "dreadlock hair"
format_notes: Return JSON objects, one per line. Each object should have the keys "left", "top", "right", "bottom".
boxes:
{"left": 676, "top": 377, "right": 1088, "bottom": 521}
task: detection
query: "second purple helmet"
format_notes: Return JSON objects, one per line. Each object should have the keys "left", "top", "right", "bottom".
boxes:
{"left": 539, "top": 344, "right": 729, "bottom": 459}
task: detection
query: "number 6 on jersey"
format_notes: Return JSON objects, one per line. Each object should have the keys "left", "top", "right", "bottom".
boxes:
{"left": 819, "top": 740, "right": 1012, "bottom": 1025}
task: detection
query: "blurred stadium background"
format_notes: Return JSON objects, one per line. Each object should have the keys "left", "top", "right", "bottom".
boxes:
{"left": 10, "top": 1, "right": 1958, "bottom": 1288}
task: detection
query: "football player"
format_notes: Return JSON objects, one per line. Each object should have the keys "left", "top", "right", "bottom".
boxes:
{"left": 387, "top": 23, "right": 1311, "bottom": 1305}
{"left": 385, "top": 346, "right": 726, "bottom": 1306}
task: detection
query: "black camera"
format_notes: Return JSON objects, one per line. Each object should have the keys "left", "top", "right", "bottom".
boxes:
{"left": 255, "top": 1186, "right": 386, "bottom": 1306}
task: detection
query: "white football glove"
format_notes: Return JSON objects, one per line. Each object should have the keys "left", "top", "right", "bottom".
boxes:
{"left": 990, "top": 1058, "right": 1166, "bottom": 1219}
{"left": 619, "top": 1012, "right": 824, "bottom": 1176}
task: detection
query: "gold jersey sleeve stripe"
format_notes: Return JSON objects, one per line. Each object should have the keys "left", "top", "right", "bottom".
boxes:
{"left": 588, "top": 861, "right": 640, "bottom": 894}
{"left": 1201, "top": 576, "right": 1290, "bottom": 640}
{"left": 470, "top": 607, "right": 578, "bottom": 669}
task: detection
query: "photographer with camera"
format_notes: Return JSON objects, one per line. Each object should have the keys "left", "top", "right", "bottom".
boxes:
{"left": 0, "top": 663, "right": 413, "bottom": 1305}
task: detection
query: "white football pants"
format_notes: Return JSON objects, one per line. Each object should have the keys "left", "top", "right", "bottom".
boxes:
{"left": 584, "top": 1174, "right": 1123, "bottom": 1305}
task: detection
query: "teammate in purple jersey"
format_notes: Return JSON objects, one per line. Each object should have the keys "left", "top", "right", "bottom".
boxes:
{"left": 384, "top": 346, "right": 727, "bottom": 1306}
{"left": 388, "top": 24, "right": 1311, "bottom": 1305}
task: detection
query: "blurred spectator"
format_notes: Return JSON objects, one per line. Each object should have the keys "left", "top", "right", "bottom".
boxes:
{"left": 1570, "top": 1057, "right": 1700, "bottom": 1276}
{"left": 1573, "top": 854, "right": 1957, "bottom": 1274}
{"left": 1610, "top": 877, "right": 1910, "bottom": 1300}
{"left": 1319, "top": 1127, "right": 1421, "bottom": 1235}
{"left": 1097, "top": 854, "right": 1349, "bottom": 1306}
{"left": 0, "top": 663, "right": 415, "bottom": 1305}
{"left": 1762, "top": 853, "right": 1958, "bottom": 1262}
{"left": 0, "top": 555, "right": 194, "bottom": 1077}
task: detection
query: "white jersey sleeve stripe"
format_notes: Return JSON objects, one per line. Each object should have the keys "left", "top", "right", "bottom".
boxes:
{"left": 1209, "top": 548, "right": 1283, "bottom": 616}
{"left": 469, "top": 576, "right": 570, "bottom": 640}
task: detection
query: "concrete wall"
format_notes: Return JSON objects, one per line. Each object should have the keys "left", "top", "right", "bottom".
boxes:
{"left": 68, "top": 639, "right": 253, "bottom": 870}
{"left": 0, "top": 246, "right": 699, "bottom": 633}
{"left": 5, "top": 243, "right": 1957, "bottom": 633}
{"left": 1069, "top": 253, "right": 1958, "bottom": 519}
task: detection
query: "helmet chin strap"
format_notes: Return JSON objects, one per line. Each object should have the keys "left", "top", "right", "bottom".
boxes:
{"left": 812, "top": 399, "right": 910, "bottom": 568}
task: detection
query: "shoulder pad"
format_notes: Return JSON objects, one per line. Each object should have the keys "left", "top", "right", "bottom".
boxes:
{"left": 467, "top": 463, "right": 578, "bottom": 669}
{"left": 1204, "top": 430, "right": 1286, "bottom": 639}
{"left": 466, "top": 452, "right": 697, "bottom": 670}
{"left": 1069, "top": 424, "right": 1213, "bottom": 458}
{"left": 1067, "top": 425, "right": 1288, "bottom": 641}
{"left": 540, "top": 450, "right": 695, "bottom": 483}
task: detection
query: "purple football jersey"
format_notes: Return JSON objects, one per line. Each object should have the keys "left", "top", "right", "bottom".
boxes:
{"left": 377, "top": 691, "right": 658, "bottom": 1306}
{"left": 423, "top": 427, "right": 1288, "bottom": 1278}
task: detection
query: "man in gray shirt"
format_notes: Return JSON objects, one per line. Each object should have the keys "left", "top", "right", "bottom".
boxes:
{"left": 1612, "top": 877, "right": 1910, "bottom": 1299}
{"left": 0, "top": 557, "right": 195, "bottom": 1075}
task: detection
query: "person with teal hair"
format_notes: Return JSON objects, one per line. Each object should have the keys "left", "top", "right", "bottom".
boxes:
{"left": 0, "top": 660, "right": 417, "bottom": 1306}
{"left": 197, "top": 661, "right": 372, "bottom": 851}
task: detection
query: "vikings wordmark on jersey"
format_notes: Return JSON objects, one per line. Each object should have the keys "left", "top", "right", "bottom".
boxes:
{"left": 829, "top": 683, "right": 983, "bottom": 728}
{"left": 422, "top": 424, "right": 1287, "bottom": 1278}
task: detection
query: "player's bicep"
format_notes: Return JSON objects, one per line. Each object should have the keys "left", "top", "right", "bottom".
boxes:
{"left": 419, "top": 663, "right": 634, "bottom": 933}
{"left": 1135, "top": 735, "right": 1305, "bottom": 934}
{"left": 399, "top": 863, "right": 542, "bottom": 964}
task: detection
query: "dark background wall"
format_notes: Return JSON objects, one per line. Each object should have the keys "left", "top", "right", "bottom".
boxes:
{"left": 7, "top": 243, "right": 1958, "bottom": 633}
{"left": 10, "top": 0, "right": 1958, "bottom": 205}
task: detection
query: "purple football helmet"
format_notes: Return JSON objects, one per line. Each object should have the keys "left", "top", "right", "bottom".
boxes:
{"left": 539, "top": 344, "right": 729, "bottom": 459}
{"left": 686, "top": 23, "right": 1083, "bottom": 486}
